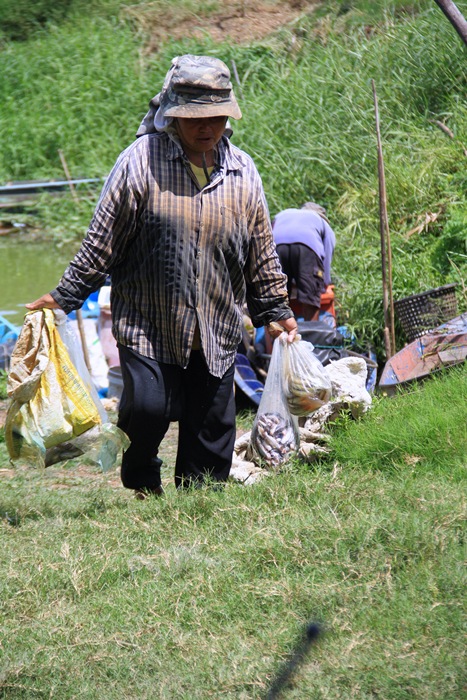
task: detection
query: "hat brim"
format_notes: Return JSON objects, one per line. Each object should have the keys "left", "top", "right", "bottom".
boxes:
{"left": 164, "top": 100, "right": 242, "bottom": 120}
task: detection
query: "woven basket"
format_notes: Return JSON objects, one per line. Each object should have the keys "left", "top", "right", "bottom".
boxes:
{"left": 394, "top": 284, "right": 458, "bottom": 342}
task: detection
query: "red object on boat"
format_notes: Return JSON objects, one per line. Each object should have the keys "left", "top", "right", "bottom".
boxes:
{"left": 289, "top": 284, "right": 336, "bottom": 320}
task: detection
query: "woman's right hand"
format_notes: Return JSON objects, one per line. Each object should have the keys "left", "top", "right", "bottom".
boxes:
{"left": 25, "top": 294, "right": 62, "bottom": 311}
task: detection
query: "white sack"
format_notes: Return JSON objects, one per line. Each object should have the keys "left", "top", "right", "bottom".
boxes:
{"left": 325, "top": 356, "right": 372, "bottom": 418}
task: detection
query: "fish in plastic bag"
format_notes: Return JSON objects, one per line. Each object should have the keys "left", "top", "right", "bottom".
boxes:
{"left": 248, "top": 333, "right": 300, "bottom": 469}
{"left": 284, "top": 336, "right": 332, "bottom": 416}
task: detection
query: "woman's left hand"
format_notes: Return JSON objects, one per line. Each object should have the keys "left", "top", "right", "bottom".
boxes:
{"left": 267, "top": 317, "right": 298, "bottom": 343}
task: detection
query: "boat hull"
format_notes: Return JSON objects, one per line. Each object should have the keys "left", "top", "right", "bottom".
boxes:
{"left": 379, "top": 313, "right": 467, "bottom": 390}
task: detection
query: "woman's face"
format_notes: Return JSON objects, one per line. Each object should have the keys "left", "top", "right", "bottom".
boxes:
{"left": 175, "top": 116, "right": 228, "bottom": 158}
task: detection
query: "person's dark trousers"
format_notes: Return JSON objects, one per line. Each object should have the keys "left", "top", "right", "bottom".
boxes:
{"left": 174, "top": 350, "right": 236, "bottom": 489}
{"left": 117, "top": 345, "right": 236, "bottom": 491}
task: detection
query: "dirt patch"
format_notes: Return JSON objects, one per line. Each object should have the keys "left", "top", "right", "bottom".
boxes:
{"left": 123, "top": 0, "right": 320, "bottom": 53}
{"left": 0, "top": 400, "right": 249, "bottom": 488}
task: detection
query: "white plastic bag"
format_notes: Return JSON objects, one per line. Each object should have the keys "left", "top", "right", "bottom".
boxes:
{"left": 284, "top": 337, "right": 332, "bottom": 416}
{"left": 68, "top": 318, "right": 109, "bottom": 393}
{"left": 248, "top": 333, "right": 299, "bottom": 469}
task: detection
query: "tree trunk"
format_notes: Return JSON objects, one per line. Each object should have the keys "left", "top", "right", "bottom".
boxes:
{"left": 433, "top": 0, "right": 467, "bottom": 45}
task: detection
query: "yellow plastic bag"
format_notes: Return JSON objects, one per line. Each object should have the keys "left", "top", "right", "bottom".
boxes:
{"left": 5, "top": 309, "right": 102, "bottom": 464}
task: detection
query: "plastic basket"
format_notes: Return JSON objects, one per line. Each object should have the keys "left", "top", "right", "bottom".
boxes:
{"left": 394, "top": 284, "right": 458, "bottom": 342}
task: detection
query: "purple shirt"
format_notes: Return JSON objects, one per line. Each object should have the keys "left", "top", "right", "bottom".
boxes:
{"left": 272, "top": 208, "right": 336, "bottom": 286}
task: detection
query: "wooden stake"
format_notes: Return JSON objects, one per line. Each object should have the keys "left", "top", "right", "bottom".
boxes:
{"left": 58, "top": 149, "right": 79, "bottom": 204}
{"left": 432, "top": 0, "right": 467, "bottom": 45}
{"left": 372, "top": 80, "right": 396, "bottom": 359}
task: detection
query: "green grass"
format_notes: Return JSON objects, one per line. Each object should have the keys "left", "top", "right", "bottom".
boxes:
{"left": 1, "top": 8, "right": 466, "bottom": 696}
{"left": 0, "top": 371, "right": 7, "bottom": 400}
{"left": 328, "top": 364, "right": 467, "bottom": 476}
{"left": 0, "top": 366, "right": 465, "bottom": 698}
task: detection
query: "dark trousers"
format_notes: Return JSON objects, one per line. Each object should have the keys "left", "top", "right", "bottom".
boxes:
{"left": 276, "top": 243, "right": 325, "bottom": 310}
{"left": 117, "top": 345, "right": 236, "bottom": 490}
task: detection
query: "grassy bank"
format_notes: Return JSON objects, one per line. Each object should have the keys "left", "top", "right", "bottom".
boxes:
{"left": 1, "top": 5, "right": 466, "bottom": 697}
{"left": 1, "top": 0, "right": 466, "bottom": 356}
{"left": 0, "top": 366, "right": 465, "bottom": 698}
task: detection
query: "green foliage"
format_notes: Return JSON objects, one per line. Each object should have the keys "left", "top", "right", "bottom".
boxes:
{"left": 234, "top": 5, "right": 466, "bottom": 351}
{"left": 431, "top": 207, "right": 467, "bottom": 275}
{"left": 0, "top": 0, "right": 132, "bottom": 41}
{"left": 317, "top": 0, "right": 432, "bottom": 21}
{"left": 0, "top": 0, "right": 466, "bottom": 358}
{"left": 0, "top": 370, "right": 7, "bottom": 400}
{"left": 0, "top": 0, "right": 74, "bottom": 41}
{"left": 23, "top": 188, "right": 104, "bottom": 246}
{"left": 235, "top": 407, "right": 256, "bottom": 431}
{"left": 0, "top": 16, "right": 148, "bottom": 180}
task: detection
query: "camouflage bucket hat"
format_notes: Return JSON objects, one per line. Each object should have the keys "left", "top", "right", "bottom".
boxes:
{"left": 159, "top": 54, "right": 242, "bottom": 120}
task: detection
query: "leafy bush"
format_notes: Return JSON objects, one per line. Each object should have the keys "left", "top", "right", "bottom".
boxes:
{"left": 0, "top": 0, "right": 129, "bottom": 41}
{"left": 0, "top": 0, "right": 73, "bottom": 41}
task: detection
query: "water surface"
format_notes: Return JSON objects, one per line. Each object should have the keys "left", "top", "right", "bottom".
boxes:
{"left": 0, "top": 236, "right": 77, "bottom": 327}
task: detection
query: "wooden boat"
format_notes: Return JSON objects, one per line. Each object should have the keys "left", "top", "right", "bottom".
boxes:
{"left": 379, "top": 313, "right": 467, "bottom": 391}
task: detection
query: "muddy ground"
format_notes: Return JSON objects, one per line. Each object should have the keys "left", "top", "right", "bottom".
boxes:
{"left": 124, "top": 0, "right": 321, "bottom": 52}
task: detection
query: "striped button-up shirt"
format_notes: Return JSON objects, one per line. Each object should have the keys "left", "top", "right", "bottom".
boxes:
{"left": 51, "top": 132, "right": 292, "bottom": 377}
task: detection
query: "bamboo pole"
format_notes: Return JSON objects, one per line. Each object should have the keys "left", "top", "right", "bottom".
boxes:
{"left": 75, "top": 308, "right": 93, "bottom": 374}
{"left": 372, "top": 80, "right": 396, "bottom": 359}
{"left": 432, "top": 0, "right": 467, "bottom": 45}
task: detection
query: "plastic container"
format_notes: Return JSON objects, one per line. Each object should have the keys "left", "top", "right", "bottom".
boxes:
{"left": 107, "top": 366, "right": 123, "bottom": 401}
{"left": 68, "top": 291, "right": 100, "bottom": 320}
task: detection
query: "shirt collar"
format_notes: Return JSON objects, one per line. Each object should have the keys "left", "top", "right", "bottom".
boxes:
{"left": 165, "top": 132, "right": 244, "bottom": 173}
